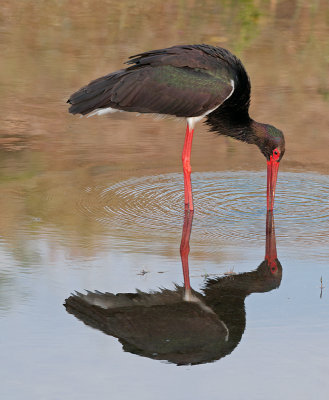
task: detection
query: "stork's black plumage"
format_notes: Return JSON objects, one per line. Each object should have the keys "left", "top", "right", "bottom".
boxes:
{"left": 67, "top": 44, "right": 285, "bottom": 211}
{"left": 68, "top": 45, "right": 238, "bottom": 117}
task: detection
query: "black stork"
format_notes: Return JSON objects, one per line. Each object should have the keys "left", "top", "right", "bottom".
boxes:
{"left": 67, "top": 44, "right": 285, "bottom": 211}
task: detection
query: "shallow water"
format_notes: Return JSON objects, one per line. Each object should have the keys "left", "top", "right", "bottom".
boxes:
{"left": 78, "top": 171, "right": 329, "bottom": 246}
{"left": 1, "top": 1, "right": 329, "bottom": 399}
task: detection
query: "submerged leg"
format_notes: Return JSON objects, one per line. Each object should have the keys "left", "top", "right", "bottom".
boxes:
{"left": 180, "top": 210, "right": 213, "bottom": 307}
{"left": 180, "top": 210, "right": 194, "bottom": 293}
{"left": 182, "top": 123, "right": 194, "bottom": 211}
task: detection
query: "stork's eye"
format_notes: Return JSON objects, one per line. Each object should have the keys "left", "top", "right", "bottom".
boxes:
{"left": 272, "top": 148, "right": 280, "bottom": 161}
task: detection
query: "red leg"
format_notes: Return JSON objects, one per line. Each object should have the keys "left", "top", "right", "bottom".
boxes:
{"left": 180, "top": 210, "right": 194, "bottom": 291}
{"left": 182, "top": 123, "right": 194, "bottom": 211}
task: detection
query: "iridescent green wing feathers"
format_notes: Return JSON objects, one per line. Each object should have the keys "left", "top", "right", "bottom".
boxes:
{"left": 68, "top": 45, "right": 235, "bottom": 117}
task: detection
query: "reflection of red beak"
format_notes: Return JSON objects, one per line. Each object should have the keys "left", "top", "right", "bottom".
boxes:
{"left": 267, "top": 158, "right": 280, "bottom": 211}
{"left": 265, "top": 211, "right": 278, "bottom": 274}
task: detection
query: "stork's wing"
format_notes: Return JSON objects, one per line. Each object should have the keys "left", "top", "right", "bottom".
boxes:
{"left": 68, "top": 45, "right": 234, "bottom": 117}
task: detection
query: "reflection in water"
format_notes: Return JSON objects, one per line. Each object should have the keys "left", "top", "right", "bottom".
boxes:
{"left": 65, "top": 212, "right": 281, "bottom": 365}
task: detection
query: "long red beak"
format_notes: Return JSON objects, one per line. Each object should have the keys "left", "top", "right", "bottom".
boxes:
{"left": 267, "top": 158, "right": 279, "bottom": 211}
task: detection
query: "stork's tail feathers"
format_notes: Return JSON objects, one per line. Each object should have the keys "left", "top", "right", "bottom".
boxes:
{"left": 67, "top": 71, "right": 123, "bottom": 115}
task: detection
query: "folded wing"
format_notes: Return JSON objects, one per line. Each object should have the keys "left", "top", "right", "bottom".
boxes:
{"left": 68, "top": 45, "right": 234, "bottom": 118}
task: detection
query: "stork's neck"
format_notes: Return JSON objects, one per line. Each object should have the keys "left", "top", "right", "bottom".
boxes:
{"left": 205, "top": 109, "right": 251, "bottom": 143}
{"left": 205, "top": 112, "right": 273, "bottom": 149}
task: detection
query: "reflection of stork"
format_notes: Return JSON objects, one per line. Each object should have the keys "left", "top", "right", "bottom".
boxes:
{"left": 64, "top": 212, "right": 282, "bottom": 365}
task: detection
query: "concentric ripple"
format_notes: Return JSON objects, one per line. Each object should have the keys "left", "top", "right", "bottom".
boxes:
{"left": 77, "top": 172, "right": 329, "bottom": 245}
